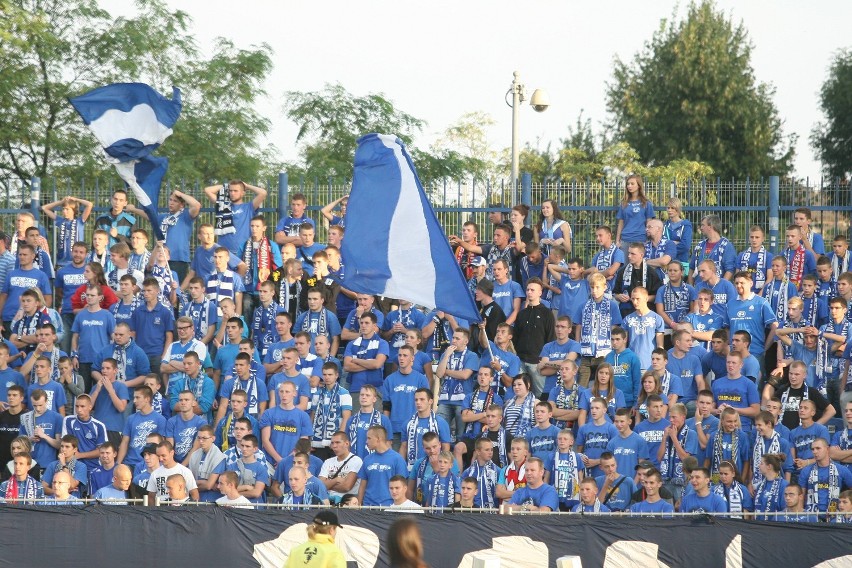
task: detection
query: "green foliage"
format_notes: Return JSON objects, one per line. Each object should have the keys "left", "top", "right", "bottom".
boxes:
{"left": 605, "top": 0, "right": 794, "bottom": 178}
{"left": 282, "top": 83, "right": 475, "bottom": 184}
{"left": 812, "top": 49, "right": 852, "bottom": 184}
{"left": 0, "top": 0, "right": 277, "bottom": 188}
{"left": 432, "top": 111, "right": 501, "bottom": 183}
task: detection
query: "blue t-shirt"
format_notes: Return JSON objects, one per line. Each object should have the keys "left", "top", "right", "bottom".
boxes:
{"left": 259, "top": 406, "right": 312, "bottom": 463}
{"left": 358, "top": 448, "right": 408, "bottom": 506}
{"left": 679, "top": 491, "right": 728, "bottom": 513}
{"left": 492, "top": 281, "right": 525, "bottom": 322}
{"left": 479, "top": 341, "right": 522, "bottom": 394}
{"left": 122, "top": 410, "right": 167, "bottom": 468}
{"left": 525, "top": 424, "right": 561, "bottom": 464}
{"left": 130, "top": 303, "right": 176, "bottom": 357}
{"left": 27, "top": 381, "right": 66, "bottom": 414}
{"left": 190, "top": 244, "right": 243, "bottom": 283}
{"left": 557, "top": 277, "right": 590, "bottom": 324}
{"left": 62, "top": 415, "right": 108, "bottom": 468}
{"left": 381, "top": 370, "right": 430, "bottom": 432}
{"left": 55, "top": 264, "right": 87, "bottom": 314}
{"left": 726, "top": 295, "right": 777, "bottom": 356}
{"left": 227, "top": 459, "right": 270, "bottom": 503}
{"left": 655, "top": 284, "right": 697, "bottom": 328}
{"left": 437, "top": 349, "right": 480, "bottom": 406}
{"left": 539, "top": 339, "right": 582, "bottom": 394}
{"left": 405, "top": 415, "right": 452, "bottom": 463}
{"left": 630, "top": 499, "right": 674, "bottom": 516}
{"left": 275, "top": 215, "right": 315, "bottom": 239}
{"left": 509, "top": 482, "right": 560, "bottom": 511}
{"left": 159, "top": 208, "right": 194, "bottom": 262}
{"left": 831, "top": 428, "right": 852, "bottom": 476}
{"left": 345, "top": 411, "right": 393, "bottom": 458}
{"left": 23, "top": 409, "right": 63, "bottom": 466}
{"left": 0, "top": 368, "right": 25, "bottom": 404}
{"left": 577, "top": 421, "right": 619, "bottom": 477}
{"left": 798, "top": 463, "right": 852, "bottom": 512}
{"left": 617, "top": 200, "right": 655, "bottom": 243}
{"left": 579, "top": 389, "right": 626, "bottom": 421}
{"left": 606, "top": 432, "right": 650, "bottom": 477}
{"left": 71, "top": 309, "right": 116, "bottom": 364}
{"left": 634, "top": 418, "right": 670, "bottom": 468}
{"left": 294, "top": 309, "right": 342, "bottom": 343}
{"left": 594, "top": 474, "right": 637, "bottom": 511}
{"left": 90, "top": 380, "right": 129, "bottom": 432}
{"left": 790, "top": 423, "right": 830, "bottom": 464}
{"left": 666, "top": 350, "right": 704, "bottom": 402}
{"left": 343, "top": 334, "right": 390, "bottom": 393}
{"left": 217, "top": 202, "right": 256, "bottom": 255}
{"left": 93, "top": 340, "right": 151, "bottom": 383}
{"left": 1, "top": 267, "right": 52, "bottom": 320}
{"left": 622, "top": 311, "right": 665, "bottom": 368}
{"left": 166, "top": 413, "right": 208, "bottom": 462}
{"left": 266, "top": 372, "right": 310, "bottom": 409}
{"left": 683, "top": 311, "right": 728, "bottom": 350}
{"left": 711, "top": 376, "right": 760, "bottom": 431}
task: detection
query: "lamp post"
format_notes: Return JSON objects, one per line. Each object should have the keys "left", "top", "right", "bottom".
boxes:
{"left": 507, "top": 71, "right": 550, "bottom": 187}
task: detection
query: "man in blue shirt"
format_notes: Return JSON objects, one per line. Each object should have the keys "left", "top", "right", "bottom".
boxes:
{"left": 259, "top": 381, "right": 311, "bottom": 467}
{"left": 54, "top": 242, "right": 88, "bottom": 353}
{"left": 88, "top": 358, "right": 129, "bottom": 443}
{"left": 357, "top": 425, "right": 408, "bottom": 506}
{"left": 71, "top": 285, "right": 116, "bottom": 392}
{"left": 727, "top": 271, "right": 777, "bottom": 367}
{"left": 343, "top": 313, "right": 389, "bottom": 397}
{"left": 712, "top": 352, "right": 761, "bottom": 433}
{"left": 295, "top": 288, "right": 342, "bottom": 356}
{"left": 129, "top": 278, "right": 175, "bottom": 376}
{"left": 667, "top": 329, "right": 705, "bottom": 415}
{"left": 117, "top": 386, "right": 167, "bottom": 469}
{"left": 274, "top": 192, "right": 315, "bottom": 247}
{"left": 504, "top": 457, "right": 559, "bottom": 512}
{"left": 0, "top": 244, "right": 52, "bottom": 331}
{"left": 381, "top": 345, "right": 429, "bottom": 448}
{"left": 203, "top": 181, "right": 267, "bottom": 256}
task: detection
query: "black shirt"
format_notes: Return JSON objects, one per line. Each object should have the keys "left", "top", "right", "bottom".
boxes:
{"left": 779, "top": 385, "right": 831, "bottom": 430}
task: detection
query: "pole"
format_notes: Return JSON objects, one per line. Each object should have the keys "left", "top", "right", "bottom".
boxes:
{"left": 768, "top": 176, "right": 780, "bottom": 254}
{"left": 510, "top": 71, "right": 522, "bottom": 191}
{"left": 277, "top": 171, "right": 288, "bottom": 220}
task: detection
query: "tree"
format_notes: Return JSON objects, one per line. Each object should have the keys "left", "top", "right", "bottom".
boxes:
{"left": 0, "top": 0, "right": 276, "bottom": 194}
{"left": 606, "top": 0, "right": 794, "bottom": 178}
{"left": 282, "top": 83, "right": 471, "bottom": 184}
{"left": 432, "top": 111, "right": 500, "bottom": 183}
{"left": 812, "top": 48, "right": 852, "bottom": 198}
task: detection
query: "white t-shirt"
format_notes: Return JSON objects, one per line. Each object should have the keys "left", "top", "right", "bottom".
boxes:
{"left": 386, "top": 500, "right": 424, "bottom": 513}
{"left": 319, "top": 453, "right": 363, "bottom": 500}
{"left": 216, "top": 495, "right": 253, "bottom": 509}
{"left": 147, "top": 463, "right": 198, "bottom": 497}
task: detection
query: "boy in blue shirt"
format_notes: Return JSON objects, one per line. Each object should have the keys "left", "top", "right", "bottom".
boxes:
{"left": 680, "top": 467, "right": 727, "bottom": 513}
{"left": 605, "top": 327, "right": 642, "bottom": 407}
{"left": 606, "top": 408, "right": 649, "bottom": 477}
{"left": 526, "top": 401, "right": 560, "bottom": 464}
{"left": 595, "top": 451, "right": 636, "bottom": 512}
{"left": 629, "top": 469, "right": 674, "bottom": 516}
{"left": 577, "top": 398, "right": 619, "bottom": 477}
{"left": 357, "top": 425, "right": 407, "bottom": 506}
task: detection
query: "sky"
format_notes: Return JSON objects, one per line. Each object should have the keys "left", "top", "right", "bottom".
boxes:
{"left": 107, "top": 0, "right": 852, "bottom": 181}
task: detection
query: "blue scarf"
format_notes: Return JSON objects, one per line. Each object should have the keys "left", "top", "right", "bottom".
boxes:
{"left": 740, "top": 247, "right": 768, "bottom": 290}
{"left": 580, "top": 298, "right": 612, "bottom": 357}
{"left": 463, "top": 460, "right": 498, "bottom": 508}
{"left": 312, "top": 383, "right": 341, "bottom": 447}
{"left": 214, "top": 183, "right": 235, "bottom": 236}
{"left": 406, "top": 412, "right": 438, "bottom": 466}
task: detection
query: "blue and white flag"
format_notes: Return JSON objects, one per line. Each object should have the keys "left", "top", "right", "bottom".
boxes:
{"left": 69, "top": 83, "right": 182, "bottom": 242}
{"left": 340, "top": 134, "right": 481, "bottom": 323}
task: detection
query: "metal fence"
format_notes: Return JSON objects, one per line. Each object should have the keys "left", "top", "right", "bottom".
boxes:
{"left": 4, "top": 174, "right": 851, "bottom": 265}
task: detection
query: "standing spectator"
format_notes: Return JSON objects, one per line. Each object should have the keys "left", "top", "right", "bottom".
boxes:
{"left": 0, "top": 244, "right": 52, "bottom": 336}
{"left": 689, "top": 214, "right": 737, "bottom": 284}
{"left": 70, "top": 262, "right": 118, "bottom": 315}
{"left": 0, "top": 232, "right": 16, "bottom": 301}
{"left": 260, "top": 381, "right": 311, "bottom": 467}
{"left": 71, "top": 285, "right": 116, "bottom": 392}
{"left": 615, "top": 175, "right": 655, "bottom": 255}
{"left": 793, "top": 207, "right": 825, "bottom": 256}
{"left": 240, "top": 215, "right": 281, "bottom": 318}
{"left": 613, "top": 243, "right": 663, "bottom": 318}
{"left": 450, "top": 224, "right": 523, "bottom": 282}
{"left": 95, "top": 190, "right": 135, "bottom": 247}
{"left": 320, "top": 194, "right": 347, "bottom": 229}
{"left": 203, "top": 180, "right": 267, "bottom": 256}
{"left": 42, "top": 197, "right": 93, "bottom": 269}
{"left": 663, "top": 198, "right": 693, "bottom": 274}
{"left": 737, "top": 225, "right": 773, "bottom": 294}
{"left": 799, "top": 437, "right": 852, "bottom": 517}
{"left": 129, "top": 278, "right": 174, "bottom": 376}
{"left": 578, "top": 273, "right": 622, "bottom": 387}
{"left": 183, "top": 223, "right": 246, "bottom": 288}
{"left": 127, "top": 190, "right": 200, "bottom": 283}
{"left": 513, "top": 278, "right": 554, "bottom": 397}
{"left": 587, "top": 226, "right": 624, "bottom": 293}
{"left": 275, "top": 192, "right": 315, "bottom": 247}
{"left": 644, "top": 218, "right": 676, "bottom": 282}
{"left": 357, "top": 425, "right": 407, "bottom": 506}
{"left": 536, "top": 199, "right": 571, "bottom": 256}
{"left": 88, "top": 358, "right": 129, "bottom": 444}
{"left": 343, "top": 313, "right": 389, "bottom": 399}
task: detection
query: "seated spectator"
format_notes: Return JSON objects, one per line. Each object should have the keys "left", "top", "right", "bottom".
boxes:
{"left": 572, "top": 478, "right": 610, "bottom": 514}
{"left": 318, "top": 431, "right": 362, "bottom": 504}
{"left": 42, "top": 434, "right": 87, "bottom": 498}
{"left": 0, "top": 452, "right": 43, "bottom": 502}
{"left": 146, "top": 440, "right": 199, "bottom": 502}
{"left": 679, "top": 467, "right": 727, "bottom": 513}
{"left": 93, "top": 464, "right": 133, "bottom": 505}
{"left": 778, "top": 484, "right": 818, "bottom": 523}
{"left": 595, "top": 451, "right": 636, "bottom": 512}
{"left": 628, "top": 469, "right": 674, "bottom": 516}
{"left": 187, "top": 425, "right": 225, "bottom": 503}
{"left": 87, "top": 441, "right": 118, "bottom": 496}
{"left": 44, "top": 470, "right": 83, "bottom": 505}
{"left": 504, "top": 457, "right": 558, "bottom": 512}
{"left": 215, "top": 470, "right": 252, "bottom": 508}
{"left": 711, "top": 460, "right": 753, "bottom": 518}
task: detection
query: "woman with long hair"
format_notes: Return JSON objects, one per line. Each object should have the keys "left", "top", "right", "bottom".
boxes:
{"left": 752, "top": 453, "right": 788, "bottom": 521}
{"left": 634, "top": 371, "right": 664, "bottom": 423}
{"left": 711, "top": 460, "right": 754, "bottom": 518}
{"left": 536, "top": 199, "right": 571, "bottom": 255}
{"left": 578, "top": 363, "right": 625, "bottom": 425}
{"left": 663, "top": 197, "right": 693, "bottom": 274}
{"left": 503, "top": 374, "right": 536, "bottom": 438}
{"left": 69, "top": 262, "right": 119, "bottom": 312}
{"left": 509, "top": 204, "right": 534, "bottom": 248}
{"left": 387, "top": 517, "right": 428, "bottom": 568}
{"left": 615, "top": 175, "right": 655, "bottom": 254}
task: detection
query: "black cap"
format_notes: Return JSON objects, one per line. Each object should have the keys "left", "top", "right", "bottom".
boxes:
{"left": 313, "top": 510, "right": 341, "bottom": 527}
{"left": 634, "top": 460, "right": 655, "bottom": 471}
{"left": 141, "top": 443, "right": 158, "bottom": 456}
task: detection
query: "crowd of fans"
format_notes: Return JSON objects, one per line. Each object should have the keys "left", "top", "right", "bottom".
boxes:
{"left": 0, "top": 176, "right": 850, "bottom": 523}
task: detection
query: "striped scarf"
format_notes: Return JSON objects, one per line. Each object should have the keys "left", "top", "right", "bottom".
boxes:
{"left": 580, "top": 298, "right": 612, "bottom": 357}
{"left": 4, "top": 475, "right": 39, "bottom": 502}
{"left": 752, "top": 432, "right": 781, "bottom": 485}
{"left": 807, "top": 462, "right": 841, "bottom": 513}
{"left": 301, "top": 309, "right": 328, "bottom": 338}
{"left": 553, "top": 451, "right": 580, "bottom": 501}
{"left": 406, "top": 411, "right": 439, "bottom": 466}
{"left": 832, "top": 251, "right": 852, "bottom": 281}
{"left": 463, "top": 460, "right": 498, "bottom": 508}
{"left": 348, "top": 409, "right": 381, "bottom": 455}
{"left": 214, "top": 183, "right": 235, "bottom": 236}
{"left": 311, "top": 383, "right": 341, "bottom": 447}
{"left": 740, "top": 247, "right": 768, "bottom": 291}
{"left": 711, "top": 430, "right": 738, "bottom": 483}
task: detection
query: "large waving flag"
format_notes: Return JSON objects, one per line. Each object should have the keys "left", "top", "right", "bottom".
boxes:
{"left": 69, "top": 83, "right": 182, "bottom": 242}
{"left": 340, "top": 134, "right": 481, "bottom": 323}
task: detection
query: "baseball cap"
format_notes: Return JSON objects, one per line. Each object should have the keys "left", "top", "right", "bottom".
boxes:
{"left": 634, "top": 460, "right": 655, "bottom": 471}
{"left": 470, "top": 256, "right": 487, "bottom": 268}
{"left": 141, "top": 443, "right": 158, "bottom": 456}
{"left": 313, "top": 510, "right": 342, "bottom": 527}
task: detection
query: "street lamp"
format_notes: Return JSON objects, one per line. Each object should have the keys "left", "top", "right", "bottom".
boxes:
{"left": 506, "top": 70, "right": 550, "bottom": 187}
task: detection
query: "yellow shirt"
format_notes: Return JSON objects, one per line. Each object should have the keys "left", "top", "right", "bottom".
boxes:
{"left": 284, "top": 533, "right": 346, "bottom": 568}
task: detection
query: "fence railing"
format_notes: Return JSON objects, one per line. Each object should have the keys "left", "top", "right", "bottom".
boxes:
{"left": 4, "top": 174, "right": 851, "bottom": 265}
